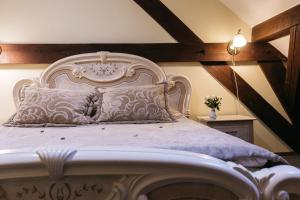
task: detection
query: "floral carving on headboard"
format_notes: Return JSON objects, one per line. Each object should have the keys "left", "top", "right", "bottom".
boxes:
{"left": 72, "top": 62, "right": 133, "bottom": 83}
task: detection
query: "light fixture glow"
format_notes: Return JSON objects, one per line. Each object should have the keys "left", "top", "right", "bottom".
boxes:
{"left": 232, "top": 31, "right": 247, "bottom": 48}
{"left": 227, "top": 29, "right": 247, "bottom": 55}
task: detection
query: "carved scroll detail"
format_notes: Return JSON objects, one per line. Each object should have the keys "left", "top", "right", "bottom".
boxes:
{"left": 228, "top": 162, "right": 275, "bottom": 195}
{"left": 106, "top": 175, "right": 144, "bottom": 200}
{"left": 36, "top": 147, "right": 77, "bottom": 181}
{"left": 276, "top": 191, "right": 290, "bottom": 200}
{"left": 229, "top": 162, "right": 300, "bottom": 200}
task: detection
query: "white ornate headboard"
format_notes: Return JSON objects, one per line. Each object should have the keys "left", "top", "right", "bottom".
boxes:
{"left": 13, "top": 52, "right": 191, "bottom": 116}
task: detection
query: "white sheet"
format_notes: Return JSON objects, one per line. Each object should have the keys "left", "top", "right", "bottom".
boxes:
{"left": 0, "top": 118, "right": 286, "bottom": 167}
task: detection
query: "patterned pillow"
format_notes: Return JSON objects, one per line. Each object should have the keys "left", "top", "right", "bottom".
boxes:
{"left": 95, "top": 84, "right": 174, "bottom": 123}
{"left": 5, "top": 87, "right": 99, "bottom": 127}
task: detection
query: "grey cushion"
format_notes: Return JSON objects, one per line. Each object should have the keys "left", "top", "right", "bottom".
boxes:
{"left": 95, "top": 84, "right": 174, "bottom": 123}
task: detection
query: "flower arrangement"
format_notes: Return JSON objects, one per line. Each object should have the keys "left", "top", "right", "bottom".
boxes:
{"left": 204, "top": 96, "right": 222, "bottom": 111}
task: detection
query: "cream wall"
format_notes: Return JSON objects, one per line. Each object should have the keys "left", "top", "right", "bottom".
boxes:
{"left": 0, "top": 0, "right": 292, "bottom": 152}
{"left": 269, "top": 36, "right": 290, "bottom": 57}
{"left": 161, "top": 0, "right": 252, "bottom": 42}
{"left": 0, "top": 0, "right": 175, "bottom": 43}
{"left": 0, "top": 65, "right": 46, "bottom": 122}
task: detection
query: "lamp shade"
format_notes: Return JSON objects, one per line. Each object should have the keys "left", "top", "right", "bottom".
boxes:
{"left": 232, "top": 33, "right": 247, "bottom": 48}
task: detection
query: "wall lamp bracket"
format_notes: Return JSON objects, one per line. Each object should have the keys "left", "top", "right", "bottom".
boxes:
{"left": 227, "top": 41, "right": 241, "bottom": 55}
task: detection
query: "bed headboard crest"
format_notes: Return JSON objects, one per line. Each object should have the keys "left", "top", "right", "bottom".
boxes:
{"left": 13, "top": 51, "right": 191, "bottom": 117}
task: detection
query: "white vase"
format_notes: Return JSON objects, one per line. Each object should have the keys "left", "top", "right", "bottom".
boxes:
{"left": 209, "top": 108, "right": 217, "bottom": 120}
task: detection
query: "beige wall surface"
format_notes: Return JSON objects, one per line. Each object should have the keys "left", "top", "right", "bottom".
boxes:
{"left": 0, "top": 0, "right": 292, "bottom": 152}
{"left": 269, "top": 36, "right": 290, "bottom": 57}
{"left": 0, "top": 0, "right": 175, "bottom": 43}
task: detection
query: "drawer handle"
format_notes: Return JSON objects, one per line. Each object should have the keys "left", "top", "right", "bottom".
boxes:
{"left": 225, "top": 130, "right": 238, "bottom": 134}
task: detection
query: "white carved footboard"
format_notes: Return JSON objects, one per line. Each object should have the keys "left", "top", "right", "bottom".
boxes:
{"left": 254, "top": 165, "right": 300, "bottom": 200}
{"left": 0, "top": 147, "right": 259, "bottom": 200}
{"left": 0, "top": 147, "right": 299, "bottom": 200}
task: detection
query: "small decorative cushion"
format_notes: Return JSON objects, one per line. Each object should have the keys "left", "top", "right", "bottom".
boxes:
{"left": 95, "top": 84, "right": 174, "bottom": 123}
{"left": 5, "top": 87, "right": 99, "bottom": 127}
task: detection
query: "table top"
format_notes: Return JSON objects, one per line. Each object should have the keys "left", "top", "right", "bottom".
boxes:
{"left": 197, "top": 115, "right": 256, "bottom": 122}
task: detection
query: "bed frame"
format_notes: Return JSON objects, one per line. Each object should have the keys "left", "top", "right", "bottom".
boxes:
{"left": 2, "top": 52, "right": 299, "bottom": 200}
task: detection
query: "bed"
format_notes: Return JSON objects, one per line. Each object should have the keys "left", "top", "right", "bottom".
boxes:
{"left": 1, "top": 51, "right": 300, "bottom": 200}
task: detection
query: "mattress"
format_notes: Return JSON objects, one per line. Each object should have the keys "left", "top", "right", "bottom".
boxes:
{"left": 0, "top": 117, "right": 286, "bottom": 167}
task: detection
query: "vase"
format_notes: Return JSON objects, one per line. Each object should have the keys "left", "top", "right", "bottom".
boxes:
{"left": 209, "top": 108, "right": 217, "bottom": 120}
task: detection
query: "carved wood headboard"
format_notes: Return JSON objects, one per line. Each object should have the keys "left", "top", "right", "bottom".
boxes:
{"left": 13, "top": 51, "right": 191, "bottom": 117}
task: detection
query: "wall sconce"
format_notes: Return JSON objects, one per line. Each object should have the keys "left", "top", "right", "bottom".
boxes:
{"left": 227, "top": 29, "right": 247, "bottom": 55}
{"left": 0, "top": 46, "right": 2, "bottom": 55}
{"left": 227, "top": 29, "right": 247, "bottom": 116}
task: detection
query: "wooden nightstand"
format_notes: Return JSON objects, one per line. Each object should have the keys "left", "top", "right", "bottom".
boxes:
{"left": 197, "top": 115, "right": 256, "bottom": 143}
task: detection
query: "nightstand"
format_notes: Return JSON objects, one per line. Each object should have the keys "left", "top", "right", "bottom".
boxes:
{"left": 197, "top": 115, "right": 256, "bottom": 143}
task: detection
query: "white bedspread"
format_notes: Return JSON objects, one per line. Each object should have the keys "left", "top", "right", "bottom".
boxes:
{"left": 0, "top": 118, "right": 285, "bottom": 167}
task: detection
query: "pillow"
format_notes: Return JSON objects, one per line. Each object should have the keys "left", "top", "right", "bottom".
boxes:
{"left": 5, "top": 87, "right": 99, "bottom": 127}
{"left": 95, "top": 84, "right": 174, "bottom": 123}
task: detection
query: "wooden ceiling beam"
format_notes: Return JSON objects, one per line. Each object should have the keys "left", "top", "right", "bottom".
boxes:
{"left": 252, "top": 5, "right": 300, "bottom": 42}
{"left": 286, "top": 25, "right": 300, "bottom": 124}
{"left": 204, "top": 64, "right": 299, "bottom": 153}
{"left": 0, "top": 43, "right": 201, "bottom": 64}
{"left": 0, "top": 43, "right": 286, "bottom": 64}
{"left": 258, "top": 61, "right": 291, "bottom": 118}
{"left": 133, "top": 0, "right": 203, "bottom": 44}
{"left": 202, "top": 42, "right": 286, "bottom": 62}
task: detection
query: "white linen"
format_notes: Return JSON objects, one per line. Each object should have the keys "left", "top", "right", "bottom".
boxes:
{"left": 0, "top": 117, "right": 286, "bottom": 167}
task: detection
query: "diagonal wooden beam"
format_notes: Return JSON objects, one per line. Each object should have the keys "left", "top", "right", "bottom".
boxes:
{"left": 133, "top": 0, "right": 203, "bottom": 44}
{"left": 258, "top": 61, "right": 291, "bottom": 118}
{"left": 204, "top": 64, "right": 299, "bottom": 152}
{"left": 252, "top": 5, "right": 300, "bottom": 42}
{"left": 286, "top": 25, "right": 300, "bottom": 124}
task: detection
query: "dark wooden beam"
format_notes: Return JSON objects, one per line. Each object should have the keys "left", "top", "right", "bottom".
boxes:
{"left": 286, "top": 25, "right": 300, "bottom": 122}
{"left": 0, "top": 43, "right": 286, "bottom": 64}
{"left": 0, "top": 43, "right": 202, "bottom": 64}
{"left": 202, "top": 42, "right": 286, "bottom": 62}
{"left": 252, "top": 5, "right": 300, "bottom": 42}
{"left": 133, "top": 0, "right": 203, "bottom": 44}
{"left": 258, "top": 61, "right": 291, "bottom": 117}
{"left": 204, "top": 64, "right": 299, "bottom": 153}
{"left": 292, "top": 35, "right": 300, "bottom": 140}
{"left": 295, "top": 78, "right": 300, "bottom": 127}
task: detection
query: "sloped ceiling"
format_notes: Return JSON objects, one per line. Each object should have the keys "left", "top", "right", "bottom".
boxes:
{"left": 220, "top": 0, "right": 300, "bottom": 57}
{"left": 219, "top": 0, "right": 300, "bottom": 27}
